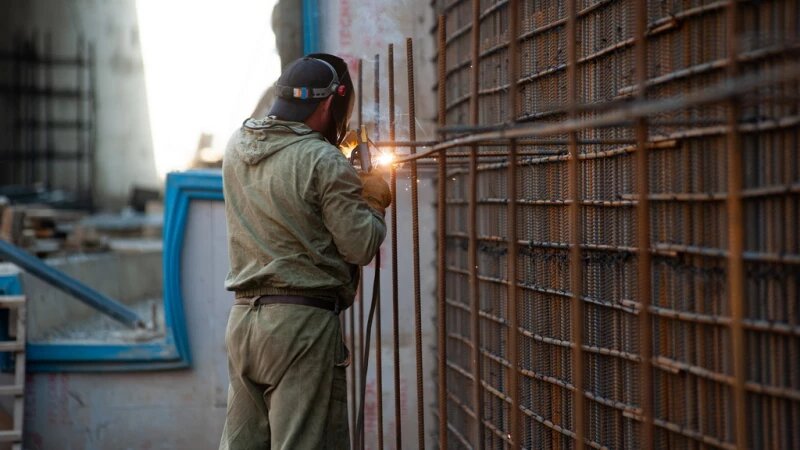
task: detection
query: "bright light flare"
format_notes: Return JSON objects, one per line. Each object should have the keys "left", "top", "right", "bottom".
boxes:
{"left": 375, "top": 151, "right": 396, "bottom": 167}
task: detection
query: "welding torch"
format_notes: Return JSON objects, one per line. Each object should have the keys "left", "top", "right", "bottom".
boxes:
{"left": 340, "top": 125, "right": 395, "bottom": 173}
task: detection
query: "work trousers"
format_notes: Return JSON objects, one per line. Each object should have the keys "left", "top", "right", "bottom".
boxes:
{"left": 219, "top": 303, "right": 350, "bottom": 450}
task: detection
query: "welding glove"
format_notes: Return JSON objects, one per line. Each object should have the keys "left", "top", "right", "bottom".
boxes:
{"left": 359, "top": 171, "right": 392, "bottom": 216}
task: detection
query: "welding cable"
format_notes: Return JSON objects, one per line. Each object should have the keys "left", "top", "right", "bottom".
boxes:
{"left": 355, "top": 249, "right": 381, "bottom": 450}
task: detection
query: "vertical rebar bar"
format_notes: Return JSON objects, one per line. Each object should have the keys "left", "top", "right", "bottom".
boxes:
{"left": 726, "top": 0, "right": 747, "bottom": 446}
{"left": 44, "top": 34, "right": 53, "bottom": 191}
{"left": 77, "top": 35, "right": 85, "bottom": 200}
{"left": 373, "top": 52, "right": 385, "bottom": 450}
{"left": 356, "top": 58, "right": 365, "bottom": 450}
{"left": 10, "top": 36, "right": 20, "bottom": 187}
{"left": 87, "top": 42, "right": 96, "bottom": 208}
{"left": 350, "top": 59, "right": 364, "bottom": 448}
{"left": 28, "top": 34, "right": 37, "bottom": 188}
{"left": 469, "top": 0, "right": 484, "bottom": 447}
{"left": 436, "top": 14, "right": 449, "bottom": 450}
{"left": 388, "top": 43, "right": 402, "bottom": 450}
{"left": 634, "top": 0, "right": 654, "bottom": 446}
{"left": 350, "top": 285, "right": 357, "bottom": 444}
{"left": 566, "top": 0, "right": 586, "bottom": 446}
{"left": 506, "top": 0, "right": 521, "bottom": 448}
{"left": 406, "top": 37, "right": 426, "bottom": 450}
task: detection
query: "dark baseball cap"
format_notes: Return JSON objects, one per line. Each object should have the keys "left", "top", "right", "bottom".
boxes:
{"left": 269, "top": 56, "right": 348, "bottom": 122}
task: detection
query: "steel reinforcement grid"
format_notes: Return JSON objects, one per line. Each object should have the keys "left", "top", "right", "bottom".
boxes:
{"left": 343, "top": 0, "right": 800, "bottom": 448}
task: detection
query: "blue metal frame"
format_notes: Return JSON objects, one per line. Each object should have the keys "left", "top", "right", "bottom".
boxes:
{"left": 302, "top": 0, "right": 320, "bottom": 54}
{"left": 0, "top": 239, "right": 145, "bottom": 328}
{"left": 4, "top": 170, "right": 224, "bottom": 372}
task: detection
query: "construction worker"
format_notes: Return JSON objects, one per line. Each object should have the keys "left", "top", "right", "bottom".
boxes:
{"left": 219, "top": 54, "right": 390, "bottom": 449}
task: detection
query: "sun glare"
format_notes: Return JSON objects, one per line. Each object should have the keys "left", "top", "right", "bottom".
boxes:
{"left": 136, "top": 0, "right": 280, "bottom": 178}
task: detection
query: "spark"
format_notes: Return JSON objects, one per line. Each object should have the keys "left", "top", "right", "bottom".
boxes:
{"left": 375, "top": 151, "right": 396, "bottom": 167}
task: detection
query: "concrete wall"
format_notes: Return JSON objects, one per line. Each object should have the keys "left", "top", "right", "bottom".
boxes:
{"left": 24, "top": 200, "right": 231, "bottom": 449}
{"left": 318, "top": 0, "right": 438, "bottom": 142}
{"left": 0, "top": 0, "right": 159, "bottom": 208}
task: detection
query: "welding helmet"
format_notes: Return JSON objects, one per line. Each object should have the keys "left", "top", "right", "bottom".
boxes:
{"left": 269, "top": 54, "right": 354, "bottom": 146}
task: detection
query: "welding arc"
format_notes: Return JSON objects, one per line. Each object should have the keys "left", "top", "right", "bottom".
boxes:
{"left": 355, "top": 249, "right": 381, "bottom": 450}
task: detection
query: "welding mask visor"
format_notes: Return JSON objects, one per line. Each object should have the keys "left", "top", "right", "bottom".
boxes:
{"left": 306, "top": 53, "right": 354, "bottom": 146}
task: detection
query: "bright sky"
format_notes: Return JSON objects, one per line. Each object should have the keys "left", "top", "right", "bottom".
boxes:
{"left": 136, "top": 0, "right": 281, "bottom": 178}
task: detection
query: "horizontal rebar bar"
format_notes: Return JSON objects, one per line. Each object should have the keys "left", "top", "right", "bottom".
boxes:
{"left": 396, "top": 61, "right": 800, "bottom": 164}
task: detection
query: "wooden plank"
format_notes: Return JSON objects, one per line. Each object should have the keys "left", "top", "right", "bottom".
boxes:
{"left": 0, "top": 385, "right": 24, "bottom": 397}
{"left": 0, "top": 430, "right": 22, "bottom": 442}
{"left": 0, "top": 296, "right": 25, "bottom": 309}
{"left": 0, "top": 342, "right": 24, "bottom": 353}
{"left": 0, "top": 207, "right": 25, "bottom": 245}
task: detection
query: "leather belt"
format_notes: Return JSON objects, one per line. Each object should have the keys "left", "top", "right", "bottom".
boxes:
{"left": 234, "top": 295, "right": 340, "bottom": 315}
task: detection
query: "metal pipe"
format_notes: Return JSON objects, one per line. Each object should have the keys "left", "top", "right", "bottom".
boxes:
{"left": 387, "top": 42, "right": 402, "bottom": 450}
{"left": 406, "top": 37, "right": 426, "bottom": 450}
{"left": 436, "top": 14, "right": 449, "bottom": 450}
{"left": 0, "top": 239, "right": 145, "bottom": 328}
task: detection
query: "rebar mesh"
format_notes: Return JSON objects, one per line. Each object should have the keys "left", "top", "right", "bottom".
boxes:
{"left": 436, "top": 0, "right": 800, "bottom": 448}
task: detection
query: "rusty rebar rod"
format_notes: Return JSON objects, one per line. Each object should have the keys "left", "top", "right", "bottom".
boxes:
{"left": 393, "top": 61, "right": 800, "bottom": 164}
{"left": 634, "top": 0, "right": 654, "bottom": 445}
{"left": 506, "top": 0, "right": 521, "bottom": 448}
{"left": 565, "top": 0, "right": 586, "bottom": 445}
{"left": 726, "top": 0, "right": 748, "bottom": 446}
{"left": 376, "top": 138, "right": 636, "bottom": 147}
{"left": 468, "top": 0, "right": 484, "bottom": 447}
{"left": 406, "top": 36, "right": 426, "bottom": 450}
{"left": 373, "top": 52, "right": 384, "bottom": 450}
{"left": 356, "top": 58, "right": 365, "bottom": 450}
{"left": 436, "top": 13, "right": 449, "bottom": 450}
{"left": 388, "top": 43, "right": 402, "bottom": 450}
{"left": 349, "top": 288, "right": 357, "bottom": 444}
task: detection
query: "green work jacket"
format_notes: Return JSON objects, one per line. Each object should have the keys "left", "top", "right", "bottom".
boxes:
{"left": 222, "top": 117, "right": 386, "bottom": 308}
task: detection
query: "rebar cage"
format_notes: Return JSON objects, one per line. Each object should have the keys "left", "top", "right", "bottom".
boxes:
{"left": 344, "top": 0, "right": 799, "bottom": 448}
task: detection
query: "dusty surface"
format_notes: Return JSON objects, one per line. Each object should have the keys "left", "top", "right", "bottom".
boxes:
{"left": 30, "top": 297, "right": 165, "bottom": 344}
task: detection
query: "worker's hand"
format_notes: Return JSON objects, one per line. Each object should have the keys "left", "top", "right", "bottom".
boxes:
{"left": 358, "top": 171, "right": 392, "bottom": 216}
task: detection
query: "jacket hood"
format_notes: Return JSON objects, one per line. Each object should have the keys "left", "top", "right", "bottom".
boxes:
{"left": 233, "top": 117, "right": 322, "bottom": 165}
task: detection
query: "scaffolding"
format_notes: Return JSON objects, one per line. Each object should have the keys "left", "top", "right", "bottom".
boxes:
{"left": 0, "top": 33, "right": 96, "bottom": 208}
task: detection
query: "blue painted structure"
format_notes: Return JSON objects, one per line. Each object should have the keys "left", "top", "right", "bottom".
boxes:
{"left": 0, "top": 170, "right": 224, "bottom": 372}
{"left": 302, "top": 0, "right": 320, "bottom": 54}
{"left": 0, "top": 239, "right": 145, "bottom": 328}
